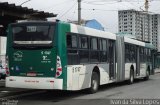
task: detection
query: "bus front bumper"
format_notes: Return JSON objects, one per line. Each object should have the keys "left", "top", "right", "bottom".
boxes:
{"left": 6, "top": 76, "right": 63, "bottom": 90}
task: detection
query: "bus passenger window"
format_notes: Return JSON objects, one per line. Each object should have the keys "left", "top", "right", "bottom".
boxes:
{"left": 125, "top": 44, "right": 130, "bottom": 62}
{"left": 67, "top": 34, "right": 77, "bottom": 48}
{"left": 91, "top": 38, "right": 98, "bottom": 50}
{"left": 100, "top": 39, "right": 107, "bottom": 62}
{"left": 79, "top": 36, "right": 88, "bottom": 49}
{"left": 79, "top": 50, "right": 89, "bottom": 63}
{"left": 90, "top": 37, "right": 99, "bottom": 62}
{"left": 140, "top": 47, "right": 144, "bottom": 62}
{"left": 67, "top": 34, "right": 79, "bottom": 65}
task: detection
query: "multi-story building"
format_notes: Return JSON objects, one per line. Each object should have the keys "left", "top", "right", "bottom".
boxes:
{"left": 149, "top": 14, "right": 160, "bottom": 51}
{"left": 118, "top": 9, "right": 160, "bottom": 51}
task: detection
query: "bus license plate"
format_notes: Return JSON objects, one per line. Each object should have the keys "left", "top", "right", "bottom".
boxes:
{"left": 27, "top": 73, "right": 37, "bottom": 76}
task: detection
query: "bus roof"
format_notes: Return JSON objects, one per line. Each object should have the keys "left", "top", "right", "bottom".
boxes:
{"left": 70, "top": 23, "right": 116, "bottom": 40}
{"left": 124, "top": 37, "right": 145, "bottom": 46}
{"left": 124, "top": 37, "right": 156, "bottom": 49}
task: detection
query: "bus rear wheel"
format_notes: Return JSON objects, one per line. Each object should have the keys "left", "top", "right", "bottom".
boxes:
{"left": 88, "top": 72, "right": 99, "bottom": 94}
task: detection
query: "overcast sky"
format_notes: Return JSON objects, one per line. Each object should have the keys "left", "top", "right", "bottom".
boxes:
{"left": 1, "top": 0, "right": 160, "bottom": 33}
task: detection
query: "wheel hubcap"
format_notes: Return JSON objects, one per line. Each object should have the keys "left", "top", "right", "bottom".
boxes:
{"left": 147, "top": 71, "right": 149, "bottom": 76}
{"left": 92, "top": 80, "right": 98, "bottom": 90}
{"left": 130, "top": 74, "right": 133, "bottom": 82}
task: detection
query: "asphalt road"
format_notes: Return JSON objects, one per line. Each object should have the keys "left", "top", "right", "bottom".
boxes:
{"left": 1, "top": 73, "right": 160, "bottom": 105}
{"left": 0, "top": 80, "right": 5, "bottom": 87}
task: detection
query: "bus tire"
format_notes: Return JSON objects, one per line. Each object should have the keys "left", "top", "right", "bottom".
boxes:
{"left": 128, "top": 69, "right": 134, "bottom": 84}
{"left": 88, "top": 72, "right": 99, "bottom": 94}
{"left": 144, "top": 70, "right": 149, "bottom": 80}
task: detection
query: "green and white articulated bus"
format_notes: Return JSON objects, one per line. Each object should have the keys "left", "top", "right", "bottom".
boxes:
{"left": 6, "top": 21, "right": 155, "bottom": 93}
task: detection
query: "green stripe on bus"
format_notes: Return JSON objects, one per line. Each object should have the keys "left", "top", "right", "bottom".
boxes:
{"left": 57, "top": 22, "right": 70, "bottom": 90}
{"left": 145, "top": 43, "right": 156, "bottom": 49}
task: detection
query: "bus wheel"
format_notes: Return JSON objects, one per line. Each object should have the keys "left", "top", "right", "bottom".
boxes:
{"left": 128, "top": 70, "right": 134, "bottom": 84}
{"left": 144, "top": 70, "right": 149, "bottom": 80}
{"left": 88, "top": 72, "right": 99, "bottom": 94}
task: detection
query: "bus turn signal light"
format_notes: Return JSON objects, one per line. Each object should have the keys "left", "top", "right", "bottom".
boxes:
{"left": 55, "top": 56, "right": 62, "bottom": 78}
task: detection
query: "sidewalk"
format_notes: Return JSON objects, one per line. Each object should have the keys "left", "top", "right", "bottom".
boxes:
{"left": 155, "top": 68, "right": 160, "bottom": 73}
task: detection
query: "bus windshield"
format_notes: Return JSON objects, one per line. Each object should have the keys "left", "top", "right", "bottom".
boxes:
{"left": 12, "top": 24, "right": 55, "bottom": 46}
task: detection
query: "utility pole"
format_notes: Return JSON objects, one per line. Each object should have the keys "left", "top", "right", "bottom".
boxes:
{"left": 78, "top": 0, "right": 81, "bottom": 25}
{"left": 144, "top": 0, "right": 149, "bottom": 12}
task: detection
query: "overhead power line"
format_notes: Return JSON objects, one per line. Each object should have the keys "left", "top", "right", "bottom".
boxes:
{"left": 82, "top": 0, "right": 120, "bottom": 5}
{"left": 82, "top": 8, "right": 118, "bottom": 11}
{"left": 20, "top": 0, "right": 31, "bottom": 6}
{"left": 42, "top": 0, "right": 73, "bottom": 10}
{"left": 58, "top": 2, "right": 77, "bottom": 19}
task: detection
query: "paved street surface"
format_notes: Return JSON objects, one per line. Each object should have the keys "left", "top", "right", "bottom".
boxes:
{"left": 0, "top": 72, "right": 160, "bottom": 105}
{"left": 0, "top": 80, "right": 5, "bottom": 88}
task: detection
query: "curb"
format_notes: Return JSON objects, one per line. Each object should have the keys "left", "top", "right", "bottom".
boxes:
{"left": 155, "top": 72, "right": 160, "bottom": 74}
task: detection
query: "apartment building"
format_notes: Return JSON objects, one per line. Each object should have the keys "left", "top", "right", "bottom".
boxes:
{"left": 118, "top": 9, "right": 160, "bottom": 51}
{"left": 149, "top": 14, "right": 160, "bottom": 51}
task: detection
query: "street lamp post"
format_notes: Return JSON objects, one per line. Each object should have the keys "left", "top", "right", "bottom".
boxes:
{"left": 78, "top": 0, "right": 81, "bottom": 25}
